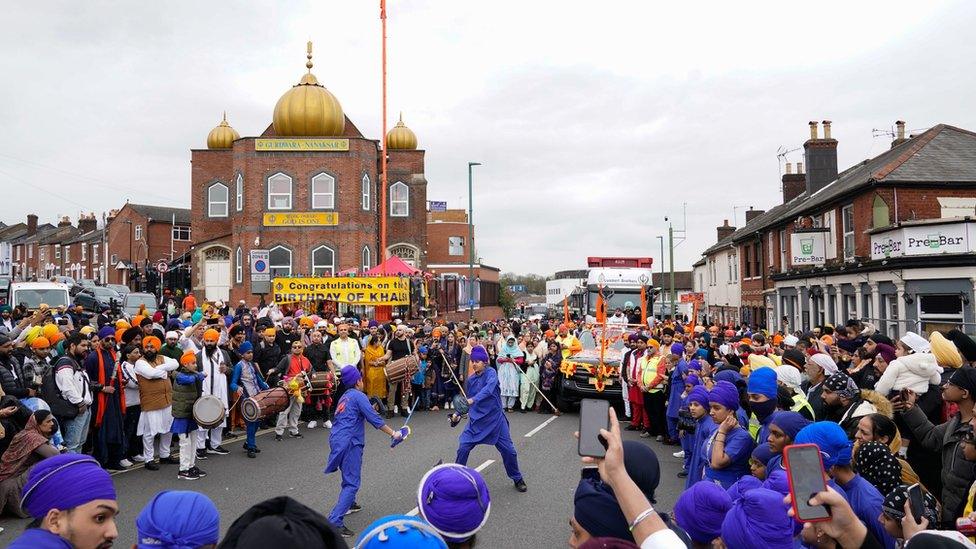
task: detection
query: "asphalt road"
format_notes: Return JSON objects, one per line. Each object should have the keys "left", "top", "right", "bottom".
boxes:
{"left": 0, "top": 407, "right": 687, "bottom": 547}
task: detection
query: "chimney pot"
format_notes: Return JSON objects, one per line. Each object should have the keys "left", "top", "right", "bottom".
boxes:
{"left": 896, "top": 120, "right": 906, "bottom": 140}
{"left": 797, "top": 161, "right": 804, "bottom": 173}
{"left": 809, "top": 121, "right": 819, "bottom": 140}
{"left": 785, "top": 162, "right": 792, "bottom": 174}
{"left": 822, "top": 120, "right": 832, "bottom": 139}
{"left": 716, "top": 220, "right": 736, "bottom": 242}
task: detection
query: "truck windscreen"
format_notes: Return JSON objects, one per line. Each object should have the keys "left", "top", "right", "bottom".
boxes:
{"left": 588, "top": 290, "right": 641, "bottom": 314}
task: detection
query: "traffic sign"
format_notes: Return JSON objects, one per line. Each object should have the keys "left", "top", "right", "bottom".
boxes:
{"left": 156, "top": 261, "right": 168, "bottom": 274}
{"left": 250, "top": 250, "right": 270, "bottom": 282}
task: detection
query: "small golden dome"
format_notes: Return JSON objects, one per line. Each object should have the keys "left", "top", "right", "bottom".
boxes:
{"left": 386, "top": 113, "right": 418, "bottom": 150}
{"left": 272, "top": 42, "right": 345, "bottom": 137}
{"left": 207, "top": 112, "right": 240, "bottom": 149}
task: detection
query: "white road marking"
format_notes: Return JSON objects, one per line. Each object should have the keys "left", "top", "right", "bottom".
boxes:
{"left": 406, "top": 459, "right": 495, "bottom": 516}
{"left": 524, "top": 415, "right": 558, "bottom": 438}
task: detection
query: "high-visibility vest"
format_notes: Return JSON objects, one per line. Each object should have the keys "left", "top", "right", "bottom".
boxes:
{"left": 790, "top": 393, "right": 815, "bottom": 418}
{"left": 640, "top": 356, "right": 665, "bottom": 392}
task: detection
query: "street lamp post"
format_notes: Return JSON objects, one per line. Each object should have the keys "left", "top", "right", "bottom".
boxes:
{"left": 656, "top": 235, "right": 664, "bottom": 320}
{"left": 468, "top": 162, "right": 481, "bottom": 323}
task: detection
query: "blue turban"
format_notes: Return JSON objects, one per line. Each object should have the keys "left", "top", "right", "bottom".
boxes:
{"left": 751, "top": 443, "right": 774, "bottom": 466}
{"left": 721, "top": 488, "right": 795, "bottom": 549}
{"left": 470, "top": 345, "right": 489, "bottom": 363}
{"left": 726, "top": 475, "right": 762, "bottom": 502}
{"left": 685, "top": 374, "right": 701, "bottom": 387}
{"left": 709, "top": 381, "right": 740, "bottom": 411}
{"left": 239, "top": 341, "right": 253, "bottom": 354}
{"left": 671, "top": 343, "right": 685, "bottom": 356}
{"left": 419, "top": 346, "right": 429, "bottom": 355}
{"left": 794, "top": 422, "right": 852, "bottom": 470}
{"left": 97, "top": 325, "right": 116, "bottom": 340}
{"left": 673, "top": 481, "right": 732, "bottom": 544}
{"left": 368, "top": 320, "right": 379, "bottom": 328}
{"left": 747, "top": 367, "right": 777, "bottom": 399}
{"left": 769, "top": 411, "right": 811, "bottom": 442}
{"left": 166, "top": 319, "right": 182, "bottom": 331}
{"left": 687, "top": 385, "right": 710, "bottom": 408}
{"left": 357, "top": 514, "right": 448, "bottom": 548}
{"left": 762, "top": 469, "right": 790, "bottom": 495}
{"left": 696, "top": 348, "right": 709, "bottom": 360}
{"left": 340, "top": 365, "right": 362, "bottom": 388}
{"left": 714, "top": 369, "right": 743, "bottom": 385}
{"left": 136, "top": 490, "right": 219, "bottom": 549}
{"left": 419, "top": 464, "right": 491, "bottom": 543}
{"left": 21, "top": 454, "right": 116, "bottom": 519}
{"left": 622, "top": 441, "right": 660, "bottom": 503}
{"left": 573, "top": 478, "right": 631, "bottom": 541}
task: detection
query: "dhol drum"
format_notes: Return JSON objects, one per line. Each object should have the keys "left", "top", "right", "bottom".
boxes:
{"left": 241, "top": 387, "right": 290, "bottom": 422}
{"left": 384, "top": 355, "right": 420, "bottom": 384}
{"left": 192, "top": 395, "right": 226, "bottom": 429}
{"left": 305, "top": 371, "right": 334, "bottom": 396}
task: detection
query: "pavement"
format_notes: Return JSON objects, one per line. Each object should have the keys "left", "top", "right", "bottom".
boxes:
{"left": 0, "top": 407, "right": 687, "bottom": 547}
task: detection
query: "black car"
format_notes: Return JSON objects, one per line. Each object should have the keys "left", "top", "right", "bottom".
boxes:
{"left": 556, "top": 352, "right": 625, "bottom": 412}
{"left": 73, "top": 287, "right": 122, "bottom": 312}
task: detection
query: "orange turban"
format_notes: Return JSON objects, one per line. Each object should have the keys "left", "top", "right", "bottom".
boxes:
{"left": 115, "top": 328, "right": 126, "bottom": 343}
{"left": 42, "top": 324, "right": 60, "bottom": 340}
{"left": 820, "top": 335, "right": 835, "bottom": 345}
{"left": 203, "top": 329, "right": 220, "bottom": 342}
{"left": 115, "top": 319, "right": 131, "bottom": 330}
{"left": 31, "top": 337, "right": 51, "bottom": 350}
{"left": 299, "top": 317, "right": 314, "bottom": 328}
{"left": 544, "top": 329, "right": 555, "bottom": 338}
{"left": 741, "top": 337, "right": 752, "bottom": 346}
{"left": 647, "top": 338, "right": 661, "bottom": 349}
{"left": 263, "top": 328, "right": 276, "bottom": 337}
{"left": 772, "top": 334, "right": 784, "bottom": 346}
{"left": 132, "top": 316, "right": 145, "bottom": 328}
{"left": 142, "top": 336, "right": 161, "bottom": 350}
{"left": 180, "top": 351, "right": 197, "bottom": 365}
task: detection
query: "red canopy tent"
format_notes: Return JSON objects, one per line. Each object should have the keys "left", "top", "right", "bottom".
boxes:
{"left": 364, "top": 255, "right": 419, "bottom": 276}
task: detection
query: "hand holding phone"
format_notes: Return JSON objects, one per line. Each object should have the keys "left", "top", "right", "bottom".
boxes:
{"left": 578, "top": 398, "right": 610, "bottom": 458}
{"left": 784, "top": 443, "right": 831, "bottom": 522}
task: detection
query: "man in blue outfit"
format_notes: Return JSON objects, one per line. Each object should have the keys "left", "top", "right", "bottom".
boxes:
{"left": 456, "top": 345, "right": 528, "bottom": 492}
{"left": 325, "top": 364, "right": 404, "bottom": 538}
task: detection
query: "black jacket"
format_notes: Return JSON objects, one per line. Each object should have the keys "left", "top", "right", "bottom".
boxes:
{"left": 255, "top": 340, "right": 283, "bottom": 377}
{"left": 0, "top": 354, "right": 29, "bottom": 398}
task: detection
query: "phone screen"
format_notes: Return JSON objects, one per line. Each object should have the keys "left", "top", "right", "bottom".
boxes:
{"left": 578, "top": 398, "right": 610, "bottom": 458}
{"left": 907, "top": 483, "right": 924, "bottom": 523}
{"left": 785, "top": 444, "right": 830, "bottom": 521}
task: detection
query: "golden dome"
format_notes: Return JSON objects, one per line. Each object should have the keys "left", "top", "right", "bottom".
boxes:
{"left": 386, "top": 113, "right": 418, "bottom": 150}
{"left": 207, "top": 112, "right": 240, "bottom": 149}
{"left": 272, "top": 42, "right": 345, "bottom": 137}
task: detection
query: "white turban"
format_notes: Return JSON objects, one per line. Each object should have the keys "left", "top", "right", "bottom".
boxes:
{"left": 775, "top": 365, "right": 803, "bottom": 390}
{"left": 165, "top": 331, "right": 179, "bottom": 340}
{"left": 783, "top": 335, "right": 799, "bottom": 347}
{"left": 808, "top": 353, "right": 838, "bottom": 376}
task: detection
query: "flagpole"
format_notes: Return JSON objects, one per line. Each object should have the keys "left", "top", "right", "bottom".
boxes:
{"left": 379, "top": 0, "right": 388, "bottom": 275}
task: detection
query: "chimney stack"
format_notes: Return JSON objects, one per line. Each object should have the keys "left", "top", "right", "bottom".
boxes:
{"left": 58, "top": 216, "right": 72, "bottom": 228}
{"left": 891, "top": 120, "right": 909, "bottom": 149}
{"left": 782, "top": 161, "right": 807, "bottom": 204}
{"left": 78, "top": 212, "right": 97, "bottom": 233}
{"left": 804, "top": 120, "right": 838, "bottom": 196}
{"left": 716, "top": 219, "right": 736, "bottom": 242}
{"left": 745, "top": 206, "right": 766, "bottom": 223}
{"left": 26, "top": 214, "right": 37, "bottom": 236}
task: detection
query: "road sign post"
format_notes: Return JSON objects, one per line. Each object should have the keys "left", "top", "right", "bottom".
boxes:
{"left": 250, "top": 250, "right": 270, "bottom": 294}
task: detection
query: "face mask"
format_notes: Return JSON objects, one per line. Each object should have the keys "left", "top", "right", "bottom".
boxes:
{"left": 750, "top": 398, "right": 777, "bottom": 421}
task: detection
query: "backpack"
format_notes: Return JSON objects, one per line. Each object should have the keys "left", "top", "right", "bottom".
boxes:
{"left": 42, "top": 357, "right": 79, "bottom": 419}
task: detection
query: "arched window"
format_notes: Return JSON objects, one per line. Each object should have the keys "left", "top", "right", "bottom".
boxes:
{"left": 311, "top": 173, "right": 335, "bottom": 209}
{"left": 235, "top": 246, "right": 243, "bottom": 284}
{"left": 872, "top": 194, "right": 890, "bottom": 228}
{"left": 390, "top": 182, "right": 409, "bottom": 217}
{"left": 269, "top": 246, "right": 292, "bottom": 278}
{"left": 388, "top": 243, "right": 419, "bottom": 267}
{"left": 235, "top": 174, "right": 244, "bottom": 211}
{"left": 362, "top": 174, "right": 371, "bottom": 210}
{"left": 267, "top": 173, "right": 292, "bottom": 210}
{"left": 361, "top": 245, "right": 371, "bottom": 272}
{"left": 311, "top": 245, "right": 335, "bottom": 276}
{"left": 208, "top": 183, "right": 228, "bottom": 217}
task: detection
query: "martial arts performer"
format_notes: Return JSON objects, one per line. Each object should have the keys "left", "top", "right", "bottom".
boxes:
{"left": 325, "top": 364, "right": 405, "bottom": 538}
{"left": 455, "top": 345, "right": 527, "bottom": 492}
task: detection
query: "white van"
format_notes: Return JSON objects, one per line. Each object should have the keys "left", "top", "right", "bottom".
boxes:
{"left": 8, "top": 282, "right": 71, "bottom": 310}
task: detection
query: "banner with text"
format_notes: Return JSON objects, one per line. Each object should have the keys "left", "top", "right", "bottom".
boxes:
{"left": 273, "top": 276, "right": 409, "bottom": 305}
{"left": 790, "top": 231, "right": 827, "bottom": 266}
{"left": 255, "top": 138, "right": 350, "bottom": 152}
{"left": 871, "top": 222, "right": 973, "bottom": 259}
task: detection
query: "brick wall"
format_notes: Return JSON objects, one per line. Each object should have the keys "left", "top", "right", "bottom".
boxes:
{"left": 426, "top": 221, "right": 474, "bottom": 265}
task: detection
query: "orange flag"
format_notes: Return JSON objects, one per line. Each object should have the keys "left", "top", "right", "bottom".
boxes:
{"left": 563, "top": 295, "right": 570, "bottom": 325}
{"left": 595, "top": 285, "right": 606, "bottom": 324}
{"left": 640, "top": 285, "right": 647, "bottom": 326}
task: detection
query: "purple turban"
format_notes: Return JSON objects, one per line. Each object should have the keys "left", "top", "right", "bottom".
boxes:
{"left": 687, "top": 385, "right": 710, "bottom": 408}
{"left": 714, "top": 369, "right": 743, "bottom": 385}
{"left": 418, "top": 463, "right": 491, "bottom": 543}
{"left": 726, "top": 475, "right": 761, "bottom": 502}
{"left": 874, "top": 343, "right": 897, "bottom": 364}
{"left": 709, "top": 380, "right": 740, "bottom": 411}
{"left": 671, "top": 343, "right": 685, "bottom": 356}
{"left": 21, "top": 454, "right": 116, "bottom": 519}
{"left": 340, "top": 365, "right": 362, "bottom": 388}
{"left": 685, "top": 374, "right": 701, "bottom": 388}
{"left": 720, "top": 488, "right": 795, "bottom": 549}
{"left": 747, "top": 367, "right": 777, "bottom": 399}
{"left": 673, "top": 481, "right": 732, "bottom": 544}
{"left": 794, "top": 422, "right": 852, "bottom": 470}
{"left": 688, "top": 358, "right": 703, "bottom": 371}
{"left": 751, "top": 443, "right": 774, "bottom": 466}
{"left": 136, "top": 490, "right": 219, "bottom": 549}
{"left": 769, "top": 411, "right": 812, "bottom": 442}
{"left": 762, "top": 469, "right": 790, "bottom": 495}
{"left": 97, "top": 325, "right": 116, "bottom": 340}
{"left": 470, "top": 345, "right": 489, "bottom": 363}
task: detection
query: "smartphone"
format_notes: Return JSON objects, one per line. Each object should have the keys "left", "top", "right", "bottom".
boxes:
{"left": 907, "top": 483, "right": 924, "bottom": 523}
{"left": 578, "top": 398, "right": 610, "bottom": 458}
{"left": 784, "top": 443, "right": 831, "bottom": 522}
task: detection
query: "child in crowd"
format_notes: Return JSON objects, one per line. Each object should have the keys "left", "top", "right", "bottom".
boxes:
{"left": 412, "top": 347, "right": 430, "bottom": 410}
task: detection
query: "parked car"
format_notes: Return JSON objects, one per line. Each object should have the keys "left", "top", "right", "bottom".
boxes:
{"left": 0, "top": 277, "right": 9, "bottom": 306}
{"left": 74, "top": 287, "right": 122, "bottom": 312}
{"left": 122, "top": 292, "right": 159, "bottom": 318}
{"left": 8, "top": 281, "right": 71, "bottom": 311}
{"left": 77, "top": 279, "right": 98, "bottom": 289}
{"left": 106, "top": 284, "right": 131, "bottom": 296}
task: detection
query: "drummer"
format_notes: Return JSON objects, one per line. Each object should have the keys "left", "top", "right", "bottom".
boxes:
{"left": 196, "top": 329, "right": 232, "bottom": 457}
{"left": 380, "top": 326, "right": 417, "bottom": 419}
{"left": 229, "top": 341, "right": 269, "bottom": 458}
{"left": 172, "top": 351, "right": 207, "bottom": 481}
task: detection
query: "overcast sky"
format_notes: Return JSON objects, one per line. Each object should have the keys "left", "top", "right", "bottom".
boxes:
{"left": 2, "top": 1, "right": 974, "bottom": 275}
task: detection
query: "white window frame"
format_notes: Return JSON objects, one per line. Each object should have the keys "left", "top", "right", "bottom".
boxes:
{"left": 235, "top": 247, "right": 243, "bottom": 284}
{"left": 842, "top": 204, "right": 855, "bottom": 260}
{"left": 134, "top": 225, "right": 142, "bottom": 241}
{"left": 311, "top": 173, "right": 336, "bottom": 210}
{"left": 823, "top": 210, "right": 837, "bottom": 260}
{"left": 361, "top": 245, "right": 371, "bottom": 272}
{"left": 110, "top": 253, "right": 118, "bottom": 265}
{"left": 938, "top": 197, "right": 976, "bottom": 218}
{"left": 81, "top": 244, "right": 86, "bottom": 262}
{"left": 310, "top": 245, "right": 335, "bottom": 277}
{"left": 390, "top": 182, "right": 409, "bottom": 217}
{"left": 172, "top": 225, "right": 191, "bottom": 241}
{"left": 28, "top": 244, "right": 32, "bottom": 259}
{"left": 64, "top": 247, "right": 70, "bottom": 262}
{"left": 448, "top": 236, "right": 464, "bottom": 256}
{"left": 54, "top": 244, "right": 61, "bottom": 260}
{"left": 267, "top": 173, "right": 293, "bottom": 210}
{"left": 236, "top": 173, "right": 244, "bottom": 212}
{"left": 779, "top": 230, "right": 787, "bottom": 271}
{"left": 92, "top": 244, "right": 99, "bottom": 263}
{"left": 269, "top": 245, "right": 292, "bottom": 278}
{"left": 361, "top": 174, "right": 371, "bottom": 211}
{"left": 208, "top": 182, "right": 229, "bottom": 218}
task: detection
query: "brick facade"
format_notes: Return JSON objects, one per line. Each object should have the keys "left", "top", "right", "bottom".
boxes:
{"left": 105, "top": 204, "right": 191, "bottom": 286}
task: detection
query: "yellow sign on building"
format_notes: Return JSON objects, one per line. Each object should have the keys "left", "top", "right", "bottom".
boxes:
{"left": 255, "top": 138, "right": 350, "bottom": 152}
{"left": 262, "top": 212, "right": 339, "bottom": 227}
{"left": 273, "top": 276, "right": 409, "bottom": 305}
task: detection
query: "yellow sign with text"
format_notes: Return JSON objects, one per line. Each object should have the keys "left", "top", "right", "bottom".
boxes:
{"left": 262, "top": 212, "right": 339, "bottom": 227}
{"left": 273, "top": 277, "right": 409, "bottom": 306}
{"left": 255, "top": 138, "right": 350, "bottom": 152}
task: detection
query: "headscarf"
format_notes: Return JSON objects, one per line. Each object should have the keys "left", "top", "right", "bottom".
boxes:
{"left": 769, "top": 411, "right": 812, "bottom": 442}
{"left": 709, "top": 380, "right": 740, "bottom": 411}
{"left": 687, "top": 385, "right": 710, "bottom": 408}
{"left": 726, "top": 475, "right": 762, "bottom": 502}
{"left": 622, "top": 441, "right": 660, "bottom": 503}
{"left": 720, "top": 488, "right": 794, "bottom": 549}
{"left": 930, "top": 332, "right": 964, "bottom": 368}
{"left": 882, "top": 484, "right": 938, "bottom": 525}
{"left": 574, "top": 478, "right": 631, "bottom": 541}
{"left": 340, "top": 365, "right": 362, "bottom": 388}
{"left": 136, "top": 490, "right": 220, "bottom": 549}
{"left": 21, "top": 454, "right": 116, "bottom": 519}
{"left": 747, "top": 367, "right": 777, "bottom": 399}
{"left": 751, "top": 443, "right": 774, "bottom": 466}
{"left": 900, "top": 332, "right": 931, "bottom": 354}
{"left": 874, "top": 343, "right": 897, "bottom": 364}
{"left": 417, "top": 463, "right": 490, "bottom": 543}
{"left": 854, "top": 441, "right": 901, "bottom": 497}
{"left": 218, "top": 496, "right": 344, "bottom": 549}
{"left": 578, "top": 538, "right": 641, "bottom": 549}
{"left": 794, "top": 422, "right": 853, "bottom": 469}
{"left": 673, "top": 481, "right": 731, "bottom": 544}
{"left": 823, "top": 372, "right": 859, "bottom": 400}
{"left": 808, "top": 353, "right": 839, "bottom": 376}
{"left": 500, "top": 337, "right": 523, "bottom": 359}
{"left": 0, "top": 411, "right": 52, "bottom": 482}
{"left": 774, "top": 365, "right": 802, "bottom": 391}
{"left": 357, "top": 515, "right": 447, "bottom": 548}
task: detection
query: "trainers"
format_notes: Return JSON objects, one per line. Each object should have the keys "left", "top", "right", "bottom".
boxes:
{"left": 189, "top": 466, "right": 207, "bottom": 478}
{"left": 275, "top": 434, "right": 283, "bottom": 441}
{"left": 514, "top": 479, "right": 528, "bottom": 492}
{"left": 119, "top": 459, "right": 134, "bottom": 468}
{"left": 178, "top": 469, "right": 200, "bottom": 481}
{"left": 196, "top": 450, "right": 209, "bottom": 460}
{"left": 655, "top": 435, "right": 664, "bottom": 442}
{"left": 345, "top": 503, "right": 363, "bottom": 516}
{"left": 145, "top": 460, "right": 160, "bottom": 471}
{"left": 325, "top": 420, "right": 333, "bottom": 429}
{"left": 639, "top": 432, "right": 651, "bottom": 438}
{"left": 339, "top": 526, "right": 355, "bottom": 538}
{"left": 677, "top": 470, "right": 689, "bottom": 478}
{"left": 449, "top": 414, "right": 462, "bottom": 428}
{"left": 308, "top": 420, "right": 318, "bottom": 429}
{"left": 208, "top": 445, "right": 230, "bottom": 455}
{"left": 672, "top": 450, "right": 685, "bottom": 458}
{"left": 131, "top": 454, "right": 146, "bottom": 463}
{"left": 288, "top": 432, "right": 303, "bottom": 439}
{"left": 247, "top": 448, "right": 256, "bottom": 458}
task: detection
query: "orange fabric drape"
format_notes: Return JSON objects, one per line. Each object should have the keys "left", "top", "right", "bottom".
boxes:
{"left": 595, "top": 286, "right": 606, "bottom": 324}
{"left": 95, "top": 348, "right": 124, "bottom": 428}
{"left": 640, "top": 286, "right": 647, "bottom": 326}
{"left": 563, "top": 296, "right": 570, "bottom": 325}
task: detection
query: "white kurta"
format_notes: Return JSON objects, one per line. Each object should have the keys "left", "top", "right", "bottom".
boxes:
{"left": 198, "top": 350, "right": 229, "bottom": 428}
{"left": 134, "top": 357, "right": 178, "bottom": 436}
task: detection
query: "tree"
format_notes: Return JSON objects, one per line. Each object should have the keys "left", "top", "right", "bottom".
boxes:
{"left": 499, "top": 284, "right": 515, "bottom": 317}
{"left": 499, "top": 272, "right": 550, "bottom": 295}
